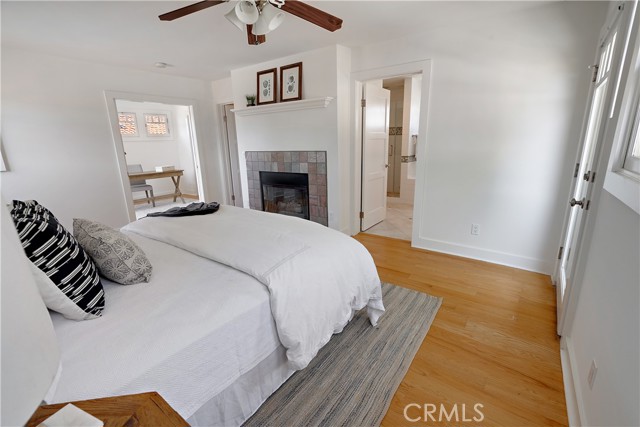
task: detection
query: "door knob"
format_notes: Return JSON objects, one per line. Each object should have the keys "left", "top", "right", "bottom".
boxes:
{"left": 385, "top": 164, "right": 389, "bottom": 168}
{"left": 569, "top": 197, "right": 585, "bottom": 208}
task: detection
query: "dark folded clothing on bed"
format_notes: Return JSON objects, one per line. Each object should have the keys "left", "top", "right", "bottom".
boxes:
{"left": 146, "top": 202, "right": 220, "bottom": 218}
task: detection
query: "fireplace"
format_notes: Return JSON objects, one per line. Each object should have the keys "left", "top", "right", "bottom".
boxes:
{"left": 246, "top": 151, "right": 328, "bottom": 226}
{"left": 260, "top": 171, "right": 309, "bottom": 220}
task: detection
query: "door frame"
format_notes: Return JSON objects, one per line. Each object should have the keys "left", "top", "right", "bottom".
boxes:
{"left": 350, "top": 60, "right": 433, "bottom": 243}
{"left": 220, "top": 103, "right": 243, "bottom": 207}
{"left": 553, "top": 1, "right": 637, "bottom": 336}
{"left": 104, "top": 90, "right": 208, "bottom": 222}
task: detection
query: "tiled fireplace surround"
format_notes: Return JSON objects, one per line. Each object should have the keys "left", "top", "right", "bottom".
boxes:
{"left": 245, "top": 151, "right": 328, "bottom": 226}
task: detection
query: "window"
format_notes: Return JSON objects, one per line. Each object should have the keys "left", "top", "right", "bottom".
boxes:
{"left": 604, "top": 16, "right": 640, "bottom": 215}
{"left": 144, "top": 113, "right": 170, "bottom": 136}
{"left": 622, "top": 87, "right": 640, "bottom": 174}
{"left": 118, "top": 112, "right": 138, "bottom": 136}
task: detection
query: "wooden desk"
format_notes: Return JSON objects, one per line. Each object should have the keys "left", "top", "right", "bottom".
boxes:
{"left": 26, "top": 392, "right": 189, "bottom": 427}
{"left": 128, "top": 169, "right": 185, "bottom": 205}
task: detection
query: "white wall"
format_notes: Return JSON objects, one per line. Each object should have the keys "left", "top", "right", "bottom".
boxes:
{"left": 1, "top": 48, "right": 222, "bottom": 229}
{"left": 351, "top": 1, "right": 607, "bottom": 273}
{"left": 230, "top": 45, "right": 351, "bottom": 231}
{"left": 118, "top": 100, "right": 198, "bottom": 197}
{"left": 566, "top": 190, "right": 639, "bottom": 426}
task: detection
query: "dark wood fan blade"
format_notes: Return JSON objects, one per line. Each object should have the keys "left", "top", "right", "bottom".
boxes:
{"left": 281, "top": 0, "right": 342, "bottom": 32}
{"left": 159, "top": 0, "right": 226, "bottom": 21}
{"left": 247, "top": 25, "right": 267, "bottom": 45}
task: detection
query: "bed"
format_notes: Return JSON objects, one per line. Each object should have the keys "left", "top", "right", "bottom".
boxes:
{"left": 42, "top": 205, "right": 384, "bottom": 426}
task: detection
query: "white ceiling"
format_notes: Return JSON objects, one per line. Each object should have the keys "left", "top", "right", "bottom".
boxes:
{"left": 2, "top": 1, "right": 542, "bottom": 81}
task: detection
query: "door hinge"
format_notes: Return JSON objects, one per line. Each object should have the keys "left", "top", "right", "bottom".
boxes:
{"left": 584, "top": 171, "right": 597, "bottom": 182}
{"left": 359, "top": 211, "right": 365, "bottom": 219}
{"left": 223, "top": 114, "right": 228, "bottom": 123}
{"left": 558, "top": 246, "right": 564, "bottom": 260}
{"left": 590, "top": 64, "right": 599, "bottom": 83}
{"left": 361, "top": 99, "right": 366, "bottom": 108}
{"left": 231, "top": 194, "right": 235, "bottom": 201}
{"left": 573, "top": 162, "right": 580, "bottom": 178}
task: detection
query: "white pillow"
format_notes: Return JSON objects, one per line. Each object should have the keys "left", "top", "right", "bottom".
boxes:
{"left": 28, "top": 262, "right": 92, "bottom": 321}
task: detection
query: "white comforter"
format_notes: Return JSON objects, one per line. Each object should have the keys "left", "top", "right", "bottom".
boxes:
{"left": 122, "top": 205, "right": 384, "bottom": 369}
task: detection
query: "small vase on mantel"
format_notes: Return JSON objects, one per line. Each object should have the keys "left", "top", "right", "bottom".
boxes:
{"left": 246, "top": 95, "right": 256, "bottom": 107}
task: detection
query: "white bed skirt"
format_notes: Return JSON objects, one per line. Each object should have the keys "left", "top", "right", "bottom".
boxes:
{"left": 188, "top": 346, "right": 295, "bottom": 427}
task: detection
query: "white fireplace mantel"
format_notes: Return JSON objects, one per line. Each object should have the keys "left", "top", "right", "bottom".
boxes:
{"left": 231, "top": 97, "right": 334, "bottom": 117}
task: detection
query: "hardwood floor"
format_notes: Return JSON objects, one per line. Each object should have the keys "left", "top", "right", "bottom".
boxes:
{"left": 354, "top": 233, "right": 568, "bottom": 427}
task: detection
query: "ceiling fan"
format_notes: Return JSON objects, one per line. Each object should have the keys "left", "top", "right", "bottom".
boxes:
{"left": 159, "top": 0, "right": 343, "bottom": 45}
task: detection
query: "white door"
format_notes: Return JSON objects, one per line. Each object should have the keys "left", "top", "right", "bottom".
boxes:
{"left": 361, "top": 82, "right": 390, "bottom": 231}
{"left": 223, "top": 104, "right": 243, "bottom": 207}
{"left": 555, "top": 12, "right": 624, "bottom": 333}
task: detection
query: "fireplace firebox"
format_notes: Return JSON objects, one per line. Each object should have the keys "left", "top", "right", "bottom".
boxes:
{"left": 260, "top": 171, "right": 310, "bottom": 220}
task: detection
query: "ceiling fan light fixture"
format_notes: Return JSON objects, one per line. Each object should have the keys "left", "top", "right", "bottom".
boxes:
{"left": 159, "top": 0, "right": 343, "bottom": 46}
{"left": 225, "top": 8, "right": 246, "bottom": 31}
{"left": 235, "top": 0, "right": 259, "bottom": 25}
{"left": 252, "top": 2, "right": 285, "bottom": 35}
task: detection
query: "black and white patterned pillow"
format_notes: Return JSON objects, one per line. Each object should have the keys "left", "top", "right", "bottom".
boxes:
{"left": 11, "top": 200, "right": 105, "bottom": 320}
{"left": 73, "top": 219, "right": 152, "bottom": 285}
{"left": 11, "top": 199, "right": 59, "bottom": 221}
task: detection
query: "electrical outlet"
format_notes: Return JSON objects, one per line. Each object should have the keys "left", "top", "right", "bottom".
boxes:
{"left": 588, "top": 360, "right": 597, "bottom": 389}
{"left": 471, "top": 223, "right": 480, "bottom": 235}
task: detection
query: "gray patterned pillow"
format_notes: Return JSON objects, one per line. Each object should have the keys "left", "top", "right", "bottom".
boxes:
{"left": 73, "top": 219, "right": 152, "bottom": 285}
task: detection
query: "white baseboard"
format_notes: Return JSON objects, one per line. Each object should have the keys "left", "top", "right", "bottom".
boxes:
{"left": 411, "top": 236, "right": 552, "bottom": 274}
{"left": 561, "top": 336, "right": 586, "bottom": 426}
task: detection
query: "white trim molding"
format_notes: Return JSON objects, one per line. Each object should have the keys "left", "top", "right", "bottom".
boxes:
{"left": 412, "top": 236, "right": 552, "bottom": 274}
{"left": 561, "top": 336, "right": 586, "bottom": 427}
{"left": 231, "top": 97, "right": 333, "bottom": 116}
{"left": 350, "top": 59, "right": 433, "bottom": 237}
{"left": 103, "top": 90, "right": 208, "bottom": 223}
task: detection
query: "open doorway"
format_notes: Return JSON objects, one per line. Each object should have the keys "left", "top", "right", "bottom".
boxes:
{"left": 108, "top": 96, "right": 204, "bottom": 220}
{"left": 362, "top": 74, "right": 421, "bottom": 241}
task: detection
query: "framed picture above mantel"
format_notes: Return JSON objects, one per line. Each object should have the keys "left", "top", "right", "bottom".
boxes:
{"left": 257, "top": 68, "right": 277, "bottom": 105}
{"left": 280, "top": 62, "right": 302, "bottom": 102}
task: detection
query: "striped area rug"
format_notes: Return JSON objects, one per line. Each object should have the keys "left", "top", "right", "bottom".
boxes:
{"left": 243, "top": 282, "right": 442, "bottom": 427}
